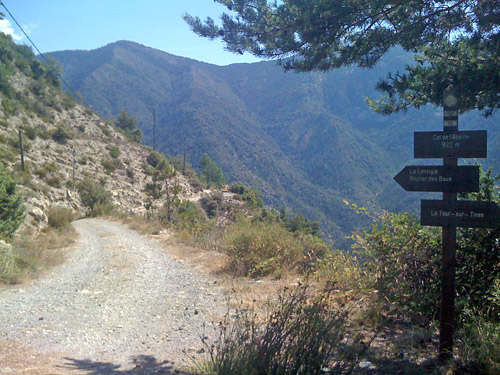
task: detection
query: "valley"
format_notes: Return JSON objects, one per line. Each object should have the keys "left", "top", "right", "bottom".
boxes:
{"left": 47, "top": 41, "right": 500, "bottom": 245}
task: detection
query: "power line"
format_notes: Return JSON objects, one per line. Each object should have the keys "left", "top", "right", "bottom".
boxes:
{"left": 0, "top": 1, "right": 80, "bottom": 100}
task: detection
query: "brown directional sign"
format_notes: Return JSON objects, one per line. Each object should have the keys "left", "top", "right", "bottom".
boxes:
{"left": 421, "top": 199, "right": 500, "bottom": 228}
{"left": 414, "top": 130, "right": 487, "bottom": 159}
{"left": 394, "top": 165, "right": 479, "bottom": 193}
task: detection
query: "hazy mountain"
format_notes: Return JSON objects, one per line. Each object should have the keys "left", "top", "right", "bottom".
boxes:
{"left": 47, "top": 41, "right": 499, "bottom": 247}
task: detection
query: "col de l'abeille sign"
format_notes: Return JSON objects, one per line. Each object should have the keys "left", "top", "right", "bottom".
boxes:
{"left": 414, "top": 130, "right": 487, "bottom": 159}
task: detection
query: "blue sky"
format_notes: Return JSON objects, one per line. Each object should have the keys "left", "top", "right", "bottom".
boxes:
{"left": 0, "top": 0, "right": 262, "bottom": 66}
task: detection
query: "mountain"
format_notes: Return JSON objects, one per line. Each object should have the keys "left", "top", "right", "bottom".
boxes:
{"left": 47, "top": 41, "right": 500, "bottom": 247}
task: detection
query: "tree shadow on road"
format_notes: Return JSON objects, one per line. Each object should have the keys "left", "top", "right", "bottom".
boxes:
{"left": 62, "top": 355, "right": 196, "bottom": 375}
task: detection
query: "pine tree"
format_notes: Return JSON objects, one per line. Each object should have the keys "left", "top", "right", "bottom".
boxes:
{"left": 199, "top": 153, "right": 225, "bottom": 187}
{"left": 0, "top": 167, "right": 25, "bottom": 238}
{"left": 185, "top": 0, "right": 500, "bottom": 116}
{"left": 115, "top": 110, "right": 143, "bottom": 143}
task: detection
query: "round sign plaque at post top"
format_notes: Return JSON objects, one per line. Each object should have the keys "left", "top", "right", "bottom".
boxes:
{"left": 444, "top": 93, "right": 457, "bottom": 108}
{"left": 443, "top": 86, "right": 458, "bottom": 130}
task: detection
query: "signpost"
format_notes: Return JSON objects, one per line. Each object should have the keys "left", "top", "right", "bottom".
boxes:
{"left": 394, "top": 85, "right": 500, "bottom": 360}
{"left": 414, "top": 130, "right": 487, "bottom": 159}
{"left": 421, "top": 200, "right": 500, "bottom": 228}
{"left": 394, "top": 165, "right": 479, "bottom": 193}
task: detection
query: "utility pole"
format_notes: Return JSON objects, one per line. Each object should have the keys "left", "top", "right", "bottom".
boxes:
{"left": 153, "top": 109, "right": 156, "bottom": 151}
{"left": 18, "top": 128, "right": 25, "bottom": 172}
{"left": 72, "top": 148, "right": 76, "bottom": 189}
{"left": 183, "top": 151, "right": 186, "bottom": 175}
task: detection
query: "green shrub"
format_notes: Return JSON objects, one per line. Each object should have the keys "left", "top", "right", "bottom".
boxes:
{"left": 0, "top": 167, "right": 25, "bottom": 239}
{"left": 353, "top": 212, "right": 441, "bottom": 324}
{"left": 222, "top": 221, "right": 303, "bottom": 277}
{"left": 176, "top": 200, "right": 204, "bottom": 231}
{"left": 34, "top": 167, "right": 47, "bottom": 179}
{"left": 0, "top": 145, "right": 17, "bottom": 162}
{"left": 229, "top": 182, "right": 247, "bottom": 195}
{"left": 51, "top": 123, "right": 72, "bottom": 144}
{"left": 200, "top": 192, "right": 224, "bottom": 218}
{"left": 200, "top": 153, "right": 225, "bottom": 187}
{"left": 36, "top": 161, "right": 58, "bottom": 177}
{"left": 102, "top": 158, "right": 118, "bottom": 174}
{"left": 115, "top": 109, "right": 143, "bottom": 143}
{"left": 77, "top": 178, "right": 113, "bottom": 216}
{"left": 456, "top": 312, "right": 500, "bottom": 374}
{"left": 350, "top": 168, "right": 500, "bottom": 326}
{"left": 314, "top": 250, "right": 367, "bottom": 292}
{"left": 196, "top": 286, "right": 362, "bottom": 375}
{"left": 7, "top": 133, "right": 30, "bottom": 152}
{"left": 61, "top": 93, "right": 75, "bottom": 110}
{"left": 108, "top": 145, "right": 120, "bottom": 159}
{"left": 47, "top": 206, "right": 74, "bottom": 230}
{"left": 23, "top": 126, "right": 37, "bottom": 140}
{"left": 146, "top": 150, "right": 166, "bottom": 168}
{"left": 0, "top": 240, "right": 20, "bottom": 283}
{"left": 38, "top": 126, "right": 51, "bottom": 140}
{"left": 189, "top": 176, "right": 205, "bottom": 193}
{"left": 45, "top": 175, "right": 61, "bottom": 188}
{"left": 456, "top": 168, "right": 500, "bottom": 319}
{"left": 230, "top": 182, "right": 264, "bottom": 208}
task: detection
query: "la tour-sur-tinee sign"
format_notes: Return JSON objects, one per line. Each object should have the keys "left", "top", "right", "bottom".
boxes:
{"left": 394, "top": 86, "right": 500, "bottom": 360}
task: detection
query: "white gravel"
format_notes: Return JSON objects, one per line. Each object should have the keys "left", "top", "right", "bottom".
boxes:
{"left": 0, "top": 218, "right": 225, "bottom": 372}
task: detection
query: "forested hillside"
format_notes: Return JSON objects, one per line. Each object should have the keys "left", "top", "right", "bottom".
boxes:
{"left": 47, "top": 41, "right": 500, "bottom": 246}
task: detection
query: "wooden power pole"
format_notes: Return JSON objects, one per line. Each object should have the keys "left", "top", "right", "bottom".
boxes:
{"left": 153, "top": 109, "right": 156, "bottom": 151}
{"left": 18, "top": 128, "right": 25, "bottom": 172}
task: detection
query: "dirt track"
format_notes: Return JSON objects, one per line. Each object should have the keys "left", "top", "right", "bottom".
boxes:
{"left": 0, "top": 219, "right": 225, "bottom": 374}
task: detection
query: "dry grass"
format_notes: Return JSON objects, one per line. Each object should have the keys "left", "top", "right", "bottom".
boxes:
{"left": 104, "top": 215, "right": 475, "bottom": 373}
{"left": 5, "top": 225, "right": 78, "bottom": 284}
{"left": 113, "top": 212, "right": 167, "bottom": 235}
{"left": 0, "top": 339, "right": 73, "bottom": 375}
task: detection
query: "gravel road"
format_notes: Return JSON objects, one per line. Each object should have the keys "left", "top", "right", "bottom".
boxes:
{"left": 0, "top": 218, "right": 226, "bottom": 374}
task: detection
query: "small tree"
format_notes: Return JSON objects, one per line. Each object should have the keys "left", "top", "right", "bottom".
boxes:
{"left": 77, "top": 178, "right": 113, "bottom": 216}
{"left": 115, "top": 110, "right": 143, "bottom": 143}
{"left": 144, "top": 156, "right": 183, "bottom": 222}
{"left": 0, "top": 166, "right": 25, "bottom": 239}
{"left": 200, "top": 153, "right": 225, "bottom": 187}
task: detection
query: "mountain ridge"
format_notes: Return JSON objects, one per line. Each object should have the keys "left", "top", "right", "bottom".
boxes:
{"left": 47, "top": 40, "right": 500, "bottom": 246}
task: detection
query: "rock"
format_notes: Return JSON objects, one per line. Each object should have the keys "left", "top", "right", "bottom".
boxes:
{"left": 29, "top": 206, "right": 48, "bottom": 224}
{"left": 359, "top": 361, "right": 374, "bottom": 369}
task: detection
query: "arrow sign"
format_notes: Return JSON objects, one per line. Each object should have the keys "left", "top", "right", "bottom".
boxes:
{"left": 421, "top": 200, "right": 500, "bottom": 228}
{"left": 414, "top": 130, "right": 487, "bottom": 159}
{"left": 394, "top": 165, "right": 479, "bottom": 193}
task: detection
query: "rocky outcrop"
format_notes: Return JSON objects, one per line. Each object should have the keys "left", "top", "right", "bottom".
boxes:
{"left": 0, "top": 83, "right": 195, "bottom": 234}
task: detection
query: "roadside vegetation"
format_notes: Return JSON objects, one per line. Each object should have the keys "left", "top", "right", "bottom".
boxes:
{"left": 188, "top": 168, "right": 500, "bottom": 375}
{"left": 104, "top": 149, "right": 500, "bottom": 374}
{"left": 0, "top": 186, "right": 76, "bottom": 284}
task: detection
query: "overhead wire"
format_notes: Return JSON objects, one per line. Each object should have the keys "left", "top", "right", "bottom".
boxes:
{"left": 0, "top": 1, "right": 80, "bottom": 100}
